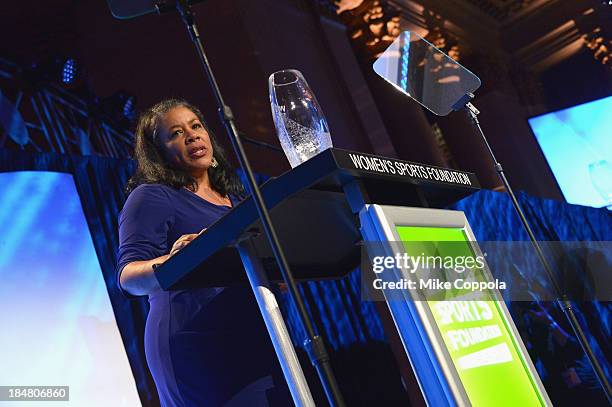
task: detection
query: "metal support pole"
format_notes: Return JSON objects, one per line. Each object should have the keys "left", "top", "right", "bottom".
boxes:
{"left": 465, "top": 101, "right": 612, "bottom": 404}
{"left": 237, "top": 239, "right": 315, "bottom": 407}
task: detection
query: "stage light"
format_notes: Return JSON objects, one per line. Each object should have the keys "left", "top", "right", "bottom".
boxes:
{"left": 122, "top": 94, "right": 136, "bottom": 120}
{"left": 61, "top": 58, "right": 77, "bottom": 84}
{"left": 27, "top": 56, "right": 80, "bottom": 87}
{"left": 98, "top": 91, "right": 137, "bottom": 123}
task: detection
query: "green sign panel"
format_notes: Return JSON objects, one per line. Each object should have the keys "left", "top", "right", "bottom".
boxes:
{"left": 396, "top": 226, "right": 546, "bottom": 406}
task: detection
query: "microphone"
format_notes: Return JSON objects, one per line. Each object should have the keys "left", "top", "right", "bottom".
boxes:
{"left": 106, "top": 0, "right": 207, "bottom": 20}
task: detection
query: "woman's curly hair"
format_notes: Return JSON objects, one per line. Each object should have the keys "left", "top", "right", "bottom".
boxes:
{"left": 125, "top": 98, "right": 244, "bottom": 197}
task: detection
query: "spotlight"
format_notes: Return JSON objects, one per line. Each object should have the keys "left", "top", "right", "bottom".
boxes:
{"left": 99, "top": 91, "right": 137, "bottom": 123}
{"left": 61, "top": 58, "right": 78, "bottom": 84}
{"left": 28, "top": 56, "right": 80, "bottom": 87}
{"left": 121, "top": 95, "right": 136, "bottom": 121}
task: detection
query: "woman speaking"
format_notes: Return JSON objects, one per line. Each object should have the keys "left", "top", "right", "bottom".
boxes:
{"left": 116, "top": 99, "right": 289, "bottom": 406}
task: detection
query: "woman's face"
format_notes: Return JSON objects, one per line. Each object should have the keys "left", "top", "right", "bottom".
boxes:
{"left": 156, "top": 106, "right": 214, "bottom": 177}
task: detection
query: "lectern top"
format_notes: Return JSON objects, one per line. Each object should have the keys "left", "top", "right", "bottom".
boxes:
{"left": 154, "top": 148, "right": 479, "bottom": 290}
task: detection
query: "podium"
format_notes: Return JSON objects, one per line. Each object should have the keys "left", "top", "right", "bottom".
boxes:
{"left": 154, "top": 148, "right": 548, "bottom": 406}
{"left": 155, "top": 148, "right": 479, "bottom": 289}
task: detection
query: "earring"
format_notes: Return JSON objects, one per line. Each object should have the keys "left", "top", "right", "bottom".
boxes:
{"left": 211, "top": 156, "right": 219, "bottom": 168}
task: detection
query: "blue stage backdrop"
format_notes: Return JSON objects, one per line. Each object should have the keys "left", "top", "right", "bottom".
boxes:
{"left": 0, "top": 171, "right": 141, "bottom": 405}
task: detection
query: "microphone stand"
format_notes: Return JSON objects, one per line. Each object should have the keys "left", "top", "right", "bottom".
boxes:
{"left": 456, "top": 95, "right": 612, "bottom": 404}
{"left": 157, "top": 1, "right": 345, "bottom": 405}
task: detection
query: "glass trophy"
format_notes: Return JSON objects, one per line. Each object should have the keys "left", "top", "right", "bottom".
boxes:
{"left": 269, "top": 69, "right": 333, "bottom": 168}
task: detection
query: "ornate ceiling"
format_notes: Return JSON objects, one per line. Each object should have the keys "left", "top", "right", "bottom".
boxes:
{"left": 333, "top": 0, "right": 610, "bottom": 72}
{"left": 459, "top": 0, "right": 544, "bottom": 23}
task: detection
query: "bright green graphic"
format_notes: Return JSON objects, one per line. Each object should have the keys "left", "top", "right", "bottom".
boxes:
{"left": 396, "top": 226, "right": 546, "bottom": 406}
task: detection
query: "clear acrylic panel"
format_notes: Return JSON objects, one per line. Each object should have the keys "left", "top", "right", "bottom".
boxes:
{"left": 373, "top": 31, "right": 481, "bottom": 116}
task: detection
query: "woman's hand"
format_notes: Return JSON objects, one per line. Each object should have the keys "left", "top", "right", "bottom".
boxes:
{"left": 168, "top": 228, "right": 207, "bottom": 258}
{"left": 120, "top": 228, "right": 207, "bottom": 296}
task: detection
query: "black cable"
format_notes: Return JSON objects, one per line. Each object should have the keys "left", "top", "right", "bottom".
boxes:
{"left": 238, "top": 132, "right": 283, "bottom": 153}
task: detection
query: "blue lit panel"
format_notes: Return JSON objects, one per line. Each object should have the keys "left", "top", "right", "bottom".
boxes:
{"left": 0, "top": 171, "right": 141, "bottom": 406}
{"left": 399, "top": 31, "right": 410, "bottom": 91}
{"left": 529, "top": 96, "right": 612, "bottom": 209}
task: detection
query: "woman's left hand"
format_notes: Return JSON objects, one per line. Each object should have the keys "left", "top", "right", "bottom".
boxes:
{"left": 168, "top": 228, "right": 207, "bottom": 258}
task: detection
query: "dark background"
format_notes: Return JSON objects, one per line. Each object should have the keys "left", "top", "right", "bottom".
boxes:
{"left": 1, "top": 0, "right": 610, "bottom": 200}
